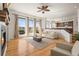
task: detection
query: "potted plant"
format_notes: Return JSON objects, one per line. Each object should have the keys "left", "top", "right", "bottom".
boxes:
{"left": 72, "top": 33, "right": 79, "bottom": 43}
{"left": 75, "top": 32, "right": 79, "bottom": 41}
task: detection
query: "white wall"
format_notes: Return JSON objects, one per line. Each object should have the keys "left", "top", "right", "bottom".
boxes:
{"left": 0, "top": 22, "right": 6, "bottom": 39}
{"left": 46, "top": 15, "right": 77, "bottom": 22}
{"left": 0, "top": 24, "right": 1, "bottom": 40}
{"left": 73, "top": 17, "right": 78, "bottom": 34}
{"left": 78, "top": 9, "right": 79, "bottom": 32}
{"left": 8, "top": 10, "right": 16, "bottom": 40}
{"left": 0, "top": 28, "right": 1, "bottom": 55}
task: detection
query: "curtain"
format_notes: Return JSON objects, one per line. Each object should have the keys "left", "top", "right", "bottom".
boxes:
{"left": 37, "top": 20, "right": 42, "bottom": 36}
{"left": 14, "top": 14, "right": 19, "bottom": 39}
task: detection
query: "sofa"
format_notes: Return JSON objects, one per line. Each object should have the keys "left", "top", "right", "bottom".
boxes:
{"left": 42, "top": 30, "right": 64, "bottom": 39}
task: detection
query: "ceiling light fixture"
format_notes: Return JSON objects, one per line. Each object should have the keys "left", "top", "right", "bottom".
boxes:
{"left": 37, "top": 4, "right": 50, "bottom": 14}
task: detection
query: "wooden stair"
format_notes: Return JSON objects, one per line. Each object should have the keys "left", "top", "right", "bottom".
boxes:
{"left": 0, "top": 3, "right": 10, "bottom": 56}
{"left": 72, "top": 34, "right": 77, "bottom": 43}
{"left": 0, "top": 10, "right": 6, "bottom": 22}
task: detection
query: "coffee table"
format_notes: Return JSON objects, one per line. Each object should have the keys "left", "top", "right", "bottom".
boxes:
{"left": 33, "top": 36, "right": 42, "bottom": 42}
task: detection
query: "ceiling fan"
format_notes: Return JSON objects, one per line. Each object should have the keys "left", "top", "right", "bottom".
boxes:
{"left": 37, "top": 5, "right": 50, "bottom": 13}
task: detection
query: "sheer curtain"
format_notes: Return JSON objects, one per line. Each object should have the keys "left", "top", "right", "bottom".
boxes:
{"left": 36, "top": 20, "right": 42, "bottom": 36}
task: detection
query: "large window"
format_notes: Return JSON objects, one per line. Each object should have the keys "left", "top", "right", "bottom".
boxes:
{"left": 28, "top": 19, "right": 33, "bottom": 36}
{"left": 46, "top": 21, "right": 51, "bottom": 28}
{"left": 45, "top": 20, "right": 56, "bottom": 28}
{"left": 18, "top": 18, "right": 26, "bottom": 35}
{"left": 51, "top": 21, "right": 56, "bottom": 28}
{"left": 36, "top": 21, "right": 40, "bottom": 33}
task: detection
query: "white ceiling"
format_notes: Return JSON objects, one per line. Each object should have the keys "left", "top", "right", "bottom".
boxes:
{"left": 9, "top": 3, "right": 79, "bottom": 18}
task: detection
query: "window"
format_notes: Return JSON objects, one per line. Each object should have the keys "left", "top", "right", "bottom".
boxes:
{"left": 45, "top": 20, "right": 56, "bottom": 28}
{"left": 18, "top": 18, "right": 26, "bottom": 35}
{"left": 36, "top": 21, "right": 40, "bottom": 33}
{"left": 51, "top": 21, "right": 56, "bottom": 28}
{"left": 46, "top": 21, "right": 51, "bottom": 28}
{"left": 28, "top": 19, "right": 33, "bottom": 36}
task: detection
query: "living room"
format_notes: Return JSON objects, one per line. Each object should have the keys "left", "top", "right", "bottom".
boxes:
{"left": 0, "top": 3, "right": 79, "bottom": 56}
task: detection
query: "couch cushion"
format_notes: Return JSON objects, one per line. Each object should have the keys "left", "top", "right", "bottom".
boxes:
{"left": 42, "top": 31, "right": 59, "bottom": 39}
{"left": 52, "top": 47, "right": 71, "bottom": 56}
{"left": 71, "top": 41, "right": 79, "bottom": 56}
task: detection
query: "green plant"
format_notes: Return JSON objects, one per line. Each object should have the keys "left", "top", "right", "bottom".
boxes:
{"left": 76, "top": 32, "right": 79, "bottom": 41}
{"left": 19, "top": 30, "right": 25, "bottom": 34}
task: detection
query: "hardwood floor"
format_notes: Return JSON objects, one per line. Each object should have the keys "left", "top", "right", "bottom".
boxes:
{"left": 5, "top": 38, "right": 66, "bottom": 56}
{"left": 0, "top": 39, "right": 3, "bottom": 44}
{"left": 0, "top": 39, "right": 1, "bottom": 44}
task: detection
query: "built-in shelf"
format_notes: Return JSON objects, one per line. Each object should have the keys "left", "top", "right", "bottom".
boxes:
{"left": 56, "top": 21, "right": 73, "bottom": 34}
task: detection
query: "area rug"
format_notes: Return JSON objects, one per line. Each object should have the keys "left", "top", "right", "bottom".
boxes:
{"left": 26, "top": 37, "right": 53, "bottom": 50}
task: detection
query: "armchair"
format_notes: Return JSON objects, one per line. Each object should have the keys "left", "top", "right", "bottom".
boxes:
{"left": 50, "top": 41, "right": 79, "bottom": 56}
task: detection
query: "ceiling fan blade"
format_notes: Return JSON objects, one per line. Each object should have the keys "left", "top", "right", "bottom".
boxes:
{"left": 37, "top": 10, "right": 42, "bottom": 12}
{"left": 45, "top": 5, "right": 48, "bottom": 8}
{"left": 45, "top": 9, "right": 50, "bottom": 11}
{"left": 42, "top": 11, "right": 45, "bottom": 13}
{"left": 37, "top": 5, "right": 50, "bottom": 13}
{"left": 42, "top": 6, "right": 44, "bottom": 9}
{"left": 37, "top": 7, "right": 42, "bottom": 9}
